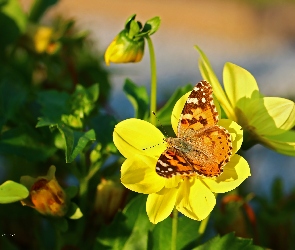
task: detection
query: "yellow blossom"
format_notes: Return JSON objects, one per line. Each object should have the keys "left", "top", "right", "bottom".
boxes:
{"left": 33, "top": 26, "right": 53, "bottom": 53}
{"left": 113, "top": 91, "right": 250, "bottom": 224}
{"left": 105, "top": 30, "right": 144, "bottom": 66}
{"left": 196, "top": 46, "right": 295, "bottom": 155}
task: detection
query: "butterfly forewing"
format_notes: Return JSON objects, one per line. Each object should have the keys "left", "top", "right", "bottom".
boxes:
{"left": 178, "top": 81, "right": 219, "bottom": 138}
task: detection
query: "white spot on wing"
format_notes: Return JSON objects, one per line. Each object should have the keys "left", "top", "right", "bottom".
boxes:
{"left": 158, "top": 160, "right": 169, "bottom": 167}
{"left": 186, "top": 98, "right": 198, "bottom": 104}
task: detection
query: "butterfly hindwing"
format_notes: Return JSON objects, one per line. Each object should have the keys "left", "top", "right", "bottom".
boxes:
{"left": 156, "top": 149, "right": 194, "bottom": 178}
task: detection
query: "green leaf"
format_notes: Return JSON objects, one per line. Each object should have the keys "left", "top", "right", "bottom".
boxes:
{"left": 0, "top": 0, "right": 8, "bottom": 8}
{"left": 157, "top": 84, "right": 192, "bottom": 126}
{"left": 70, "top": 84, "right": 99, "bottom": 117}
{"left": 1, "top": 0, "right": 27, "bottom": 31}
{"left": 0, "top": 0, "right": 27, "bottom": 48}
{"left": 271, "top": 178, "right": 283, "bottom": 204}
{"left": 149, "top": 215, "right": 200, "bottom": 250}
{"left": 0, "top": 236, "right": 19, "bottom": 250}
{"left": 123, "top": 79, "right": 149, "bottom": 120}
{"left": 56, "top": 124, "right": 96, "bottom": 163}
{"left": 0, "top": 69, "right": 27, "bottom": 130}
{"left": 64, "top": 186, "right": 79, "bottom": 199}
{"left": 90, "top": 113, "right": 117, "bottom": 146}
{"left": 0, "top": 125, "right": 57, "bottom": 161}
{"left": 0, "top": 180, "right": 29, "bottom": 204}
{"left": 29, "top": 0, "right": 58, "bottom": 22}
{"left": 95, "top": 195, "right": 151, "bottom": 250}
{"left": 37, "top": 90, "right": 70, "bottom": 126}
{"left": 51, "top": 217, "right": 68, "bottom": 233}
{"left": 193, "top": 232, "right": 263, "bottom": 250}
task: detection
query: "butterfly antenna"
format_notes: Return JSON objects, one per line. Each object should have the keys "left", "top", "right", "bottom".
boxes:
{"left": 152, "top": 111, "right": 169, "bottom": 138}
{"left": 142, "top": 111, "right": 167, "bottom": 151}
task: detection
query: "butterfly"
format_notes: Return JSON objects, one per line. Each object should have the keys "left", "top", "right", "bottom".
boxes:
{"left": 156, "top": 80, "right": 232, "bottom": 178}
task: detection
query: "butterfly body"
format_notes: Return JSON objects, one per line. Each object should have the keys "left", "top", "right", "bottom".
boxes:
{"left": 156, "top": 81, "right": 232, "bottom": 178}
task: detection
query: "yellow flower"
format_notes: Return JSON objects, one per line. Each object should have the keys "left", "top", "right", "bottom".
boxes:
{"left": 104, "top": 14, "right": 161, "bottom": 66}
{"left": 105, "top": 30, "right": 144, "bottom": 66}
{"left": 196, "top": 46, "right": 295, "bottom": 155}
{"left": 113, "top": 92, "right": 250, "bottom": 224}
{"left": 20, "top": 166, "right": 68, "bottom": 217}
{"left": 33, "top": 26, "right": 53, "bottom": 53}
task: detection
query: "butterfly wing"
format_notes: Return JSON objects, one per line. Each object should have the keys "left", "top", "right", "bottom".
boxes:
{"left": 185, "top": 125, "right": 232, "bottom": 177}
{"left": 178, "top": 81, "right": 219, "bottom": 138}
{"left": 156, "top": 148, "right": 194, "bottom": 178}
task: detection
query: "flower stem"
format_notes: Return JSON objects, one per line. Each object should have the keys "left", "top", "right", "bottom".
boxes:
{"left": 146, "top": 36, "right": 157, "bottom": 126}
{"left": 171, "top": 207, "right": 178, "bottom": 250}
{"left": 198, "top": 214, "right": 210, "bottom": 235}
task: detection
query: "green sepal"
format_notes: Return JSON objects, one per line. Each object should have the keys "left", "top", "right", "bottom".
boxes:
{"left": 128, "top": 19, "right": 141, "bottom": 39}
{"left": 125, "top": 14, "right": 137, "bottom": 29}
{"left": 137, "top": 16, "right": 161, "bottom": 37}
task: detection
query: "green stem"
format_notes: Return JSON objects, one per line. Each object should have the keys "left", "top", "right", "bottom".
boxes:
{"left": 171, "top": 208, "right": 178, "bottom": 250}
{"left": 146, "top": 36, "right": 157, "bottom": 126}
{"left": 198, "top": 214, "right": 210, "bottom": 235}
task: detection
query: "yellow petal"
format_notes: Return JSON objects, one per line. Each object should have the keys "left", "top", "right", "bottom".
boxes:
{"left": 262, "top": 131, "right": 295, "bottom": 156}
{"left": 113, "top": 118, "right": 166, "bottom": 159}
{"left": 164, "top": 175, "right": 183, "bottom": 189}
{"left": 121, "top": 155, "right": 165, "bottom": 194}
{"left": 218, "top": 119, "right": 243, "bottom": 154}
{"left": 176, "top": 178, "right": 216, "bottom": 221}
{"left": 223, "top": 62, "right": 261, "bottom": 115}
{"left": 195, "top": 46, "right": 235, "bottom": 120}
{"left": 146, "top": 187, "right": 178, "bottom": 224}
{"left": 251, "top": 97, "right": 295, "bottom": 136}
{"left": 202, "top": 154, "right": 251, "bottom": 193}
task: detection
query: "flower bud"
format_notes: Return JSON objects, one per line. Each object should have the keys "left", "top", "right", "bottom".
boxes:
{"left": 94, "top": 178, "right": 128, "bottom": 223}
{"left": 20, "top": 166, "right": 68, "bottom": 217}
{"left": 105, "top": 30, "right": 144, "bottom": 66}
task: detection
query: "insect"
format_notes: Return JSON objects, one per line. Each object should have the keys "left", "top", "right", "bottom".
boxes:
{"left": 156, "top": 80, "right": 232, "bottom": 178}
